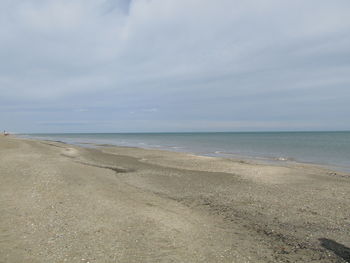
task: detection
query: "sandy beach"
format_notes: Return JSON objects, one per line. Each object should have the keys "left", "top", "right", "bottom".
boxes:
{"left": 0, "top": 135, "right": 349, "bottom": 262}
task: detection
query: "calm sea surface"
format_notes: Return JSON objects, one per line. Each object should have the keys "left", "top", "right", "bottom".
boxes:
{"left": 20, "top": 132, "right": 350, "bottom": 172}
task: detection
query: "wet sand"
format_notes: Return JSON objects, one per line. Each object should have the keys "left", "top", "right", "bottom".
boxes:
{"left": 0, "top": 135, "right": 349, "bottom": 262}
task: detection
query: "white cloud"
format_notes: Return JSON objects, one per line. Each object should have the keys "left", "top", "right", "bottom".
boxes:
{"left": 0, "top": 0, "right": 350, "bottom": 131}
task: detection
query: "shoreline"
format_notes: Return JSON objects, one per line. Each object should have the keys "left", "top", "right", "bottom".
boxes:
{"left": 19, "top": 134, "right": 350, "bottom": 176}
{"left": 1, "top": 135, "right": 349, "bottom": 262}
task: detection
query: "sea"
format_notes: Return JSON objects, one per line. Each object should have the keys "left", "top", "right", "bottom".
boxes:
{"left": 20, "top": 132, "right": 350, "bottom": 172}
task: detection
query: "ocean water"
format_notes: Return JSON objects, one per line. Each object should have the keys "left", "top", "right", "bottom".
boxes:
{"left": 20, "top": 132, "right": 350, "bottom": 172}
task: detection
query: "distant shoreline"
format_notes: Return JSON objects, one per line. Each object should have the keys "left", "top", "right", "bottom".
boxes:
{"left": 18, "top": 131, "right": 350, "bottom": 174}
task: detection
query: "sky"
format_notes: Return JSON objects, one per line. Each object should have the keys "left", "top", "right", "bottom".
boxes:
{"left": 0, "top": 0, "right": 350, "bottom": 133}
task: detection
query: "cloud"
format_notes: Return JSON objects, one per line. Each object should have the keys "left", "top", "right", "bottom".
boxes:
{"left": 0, "top": 0, "right": 350, "bottom": 131}
{"left": 141, "top": 108, "right": 158, "bottom": 112}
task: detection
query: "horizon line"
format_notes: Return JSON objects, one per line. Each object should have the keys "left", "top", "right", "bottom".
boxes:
{"left": 17, "top": 130, "right": 350, "bottom": 134}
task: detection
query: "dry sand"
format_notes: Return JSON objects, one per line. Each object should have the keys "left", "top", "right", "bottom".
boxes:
{"left": 0, "top": 135, "right": 349, "bottom": 262}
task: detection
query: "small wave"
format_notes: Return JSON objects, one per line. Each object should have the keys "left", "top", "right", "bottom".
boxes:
{"left": 213, "top": 151, "right": 241, "bottom": 156}
{"left": 274, "top": 157, "right": 296, "bottom": 162}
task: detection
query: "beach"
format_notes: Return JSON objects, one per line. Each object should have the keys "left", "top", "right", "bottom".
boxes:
{"left": 0, "top": 135, "right": 349, "bottom": 262}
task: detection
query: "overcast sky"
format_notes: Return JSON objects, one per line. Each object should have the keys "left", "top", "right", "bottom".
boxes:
{"left": 1, "top": 0, "right": 350, "bottom": 133}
